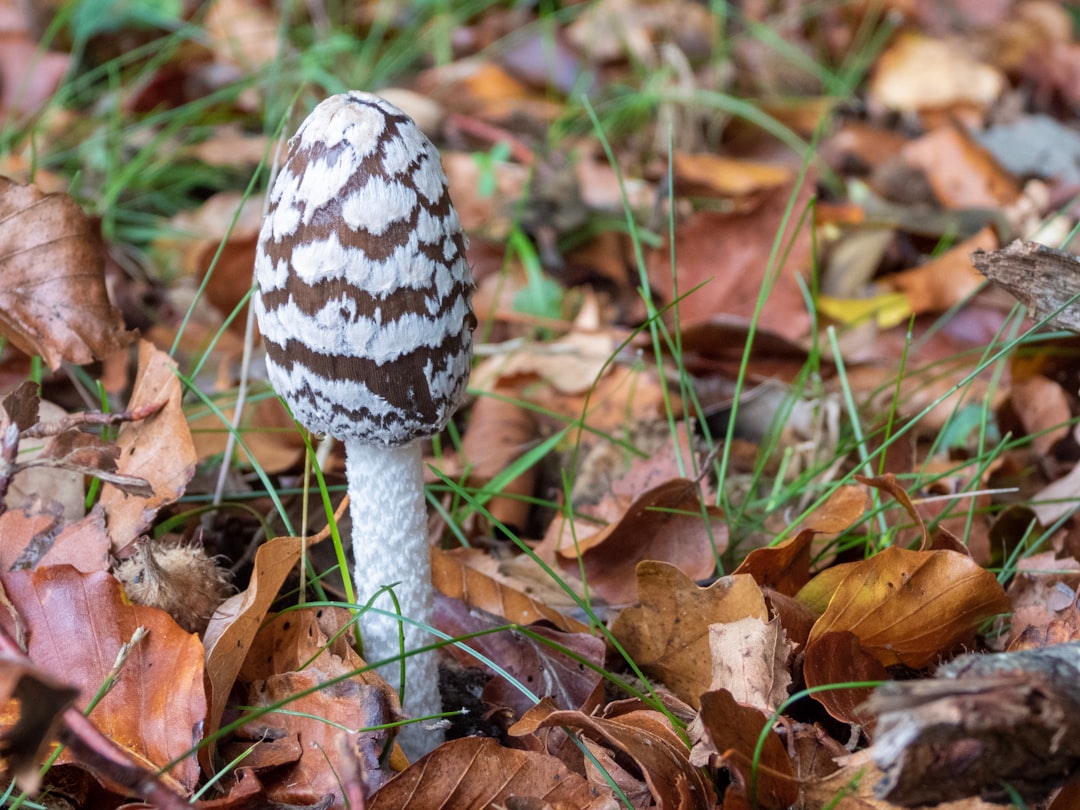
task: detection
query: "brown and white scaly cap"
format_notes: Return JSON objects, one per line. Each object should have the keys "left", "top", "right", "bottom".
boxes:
{"left": 254, "top": 92, "right": 474, "bottom": 447}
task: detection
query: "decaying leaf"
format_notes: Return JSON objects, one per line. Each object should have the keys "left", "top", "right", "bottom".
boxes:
{"left": 0, "top": 177, "right": 133, "bottom": 369}
{"left": 611, "top": 563, "right": 768, "bottom": 707}
{"left": 556, "top": 478, "right": 726, "bottom": 604}
{"left": 201, "top": 500, "right": 346, "bottom": 772}
{"left": 688, "top": 688, "right": 798, "bottom": 810}
{"left": 0, "top": 650, "right": 79, "bottom": 794}
{"left": 0, "top": 566, "right": 204, "bottom": 792}
{"left": 370, "top": 736, "right": 616, "bottom": 809}
{"left": 510, "top": 697, "right": 714, "bottom": 810}
{"left": 99, "top": 340, "right": 196, "bottom": 552}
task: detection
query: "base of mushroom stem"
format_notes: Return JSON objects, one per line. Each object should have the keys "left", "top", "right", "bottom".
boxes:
{"left": 344, "top": 438, "right": 445, "bottom": 760}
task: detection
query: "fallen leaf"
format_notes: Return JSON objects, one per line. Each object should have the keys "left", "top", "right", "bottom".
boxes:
{"left": 902, "top": 126, "right": 1019, "bottom": 208}
{"left": 708, "top": 616, "right": 792, "bottom": 712}
{"left": 370, "top": 736, "right": 614, "bottom": 809}
{"left": 735, "top": 484, "right": 868, "bottom": 596}
{"left": 556, "top": 478, "right": 725, "bottom": 604}
{"left": 0, "top": 566, "right": 204, "bottom": 792}
{"left": 510, "top": 697, "right": 714, "bottom": 810}
{"left": 803, "top": 631, "right": 888, "bottom": 728}
{"left": 0, "top": 177, "right": 133, "bottom": 369}
{"left": 647, "top": 179, "right": 814, "bottom": 340}
{"left": 807, "top": 547, "right": 1011, "bottom": 668}
{"left": 434, "top": 593, "right": 604, "bottom": 720}
{"left": 887, "top": 228, "right": 998, "bottom": 314}
{"left": 0, "top": 648, "right": 79, "bottom": 794}
{"left": 100, "top": 340, "right": 196, "bottom": 552}
{"left": 672, "top": 152, "right": 792, "bottom": 198}
{"left": 431, "top": 547, "right": 588, "bottom": 634}
{"left": 611, "top": 563, "right": 767, "bottom": 707}
{"left": 201, "top": 502, "right": 344, "bottom": 772}
{"left": 688, "top": 688, "right": 798, "bottom": 810}
{"left": 868, "top": 32, "right": 1004, "bottom": 113}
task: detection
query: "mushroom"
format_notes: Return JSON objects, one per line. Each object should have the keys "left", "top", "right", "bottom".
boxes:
{"left": 253, "top": 92, "right": 474, "bottom": 758}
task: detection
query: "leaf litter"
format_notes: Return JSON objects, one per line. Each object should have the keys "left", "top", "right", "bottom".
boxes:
{"left": 3, "top": 0, "right": 1080, "bottom": 808}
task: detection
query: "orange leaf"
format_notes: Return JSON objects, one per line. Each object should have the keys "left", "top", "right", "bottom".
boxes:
{"left": 690, "top": 688, "right": 798, "bottom": 810}
{"left": 735, "top": 484, "right": 868, "bottom": 595}
{"left": 431, "top": 546, "right": 587, "bottom": 634}
{"left": 510, "top": 697, "right": 714, "bottom": 809}
{"left": 201, "top": 501, "right": 345, "bottom": 772}
{"left": 807, "top": 547, "right": 1010, "bottom": 668}
{"left": 0, "top": 566, "right": 204, "bottom": 792}
{"left": 0, "top": 177, "right": 133, "bottom": 369}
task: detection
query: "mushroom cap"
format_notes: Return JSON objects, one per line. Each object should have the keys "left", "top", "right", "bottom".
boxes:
{"left": 254, "top": 92, "right": 474, "bottom": 446}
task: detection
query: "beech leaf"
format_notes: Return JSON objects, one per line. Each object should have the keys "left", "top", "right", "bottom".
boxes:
{"left": 807, "top": 547, "right": 1011, "bottom": 668}
{"left": 0, "top": 566, "right": 204, "bottom": 792}
{"left": 0, "top": 177, "right": 133, "bottom": 369}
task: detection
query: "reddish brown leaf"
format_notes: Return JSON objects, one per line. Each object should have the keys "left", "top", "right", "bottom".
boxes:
{"left": 556, "top": 478, "right": 725, "bottom": 605}
{"left": 0, "top": 649, "right": 79, "bottom": 793}
{"left": 689, "top": 688, "right": 798, "bottom": 810}
{"left": 510, "top": 697, "right": 714, "bottom": 810}
{"left": 0, "top": 177, "right": 133, "bottom": 369}
{"left": 370, "top": 736, "right": 613, "bottom": 809}
{"left": 0, "top": 566, "right": 204, "bottom": 792}
{"left": 99, "top": 340, "right": 196, "bottom": 551}
{"left": 803, "top": 631, "right": 888, "bottom": 728}
{"left": 735, "top": 484, "right": 868, "bottom": 596}
{"left": 431, "top": 546, "right": 588, "bottom": 634}
{"left": 201, "top": 502, "right": 345, "bottom": 772}
{"left": 646, "top": 179, "right": 814, "bottom": 340}
{"left": 434, "top": 593, "right": 604, "bottom": 720}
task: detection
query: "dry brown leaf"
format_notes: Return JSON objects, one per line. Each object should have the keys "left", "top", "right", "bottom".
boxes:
{"left": 735, "top": 484, "right": 868, "bottom": 596}
{"left": 901, "top": 126, "right": 1020, "bottom": 208}
{"left": 647, "top": 179, "right": 814, "bottom": 340}
{"left": 803, "top": 631, "right": 888, "bottom": 728}
{"left": 1009, "top": 375, "right": 1073, "bottom": 458}
{"left": 187, "top": 394, "right": 304, "bottom": 475}
{"left": 886, "top": 228, "right": 998, "bottom": 314}
{"left": 370, "top": 736, "right": 615, "bottom": 809}
{"left": 431, "top": 547, "right": 587, "bottom": 634}
{"left": 0, "top": 566, "right": 204, "bottom": 792}
{"left": 235, "top": 609, "right": 397, "bottom": 807}
{"left": 556, "top": 478, "right": 725, "bottom": 605}
{"left": 807, "top": 547, "right": 1011, "bottom": 668}
{"left": 688, "top": 688, "right": 798, "bottom": 810}
{"left": 510, "top": 697, "right": 714, "bottom": 810}
{"left": 672, "top": 153, "right": 792, "bottom": 198}
{"left": 611, "top": 563, "right": 768, "bottom": 708}
{"left": 459, "top": 394, "right": 539, "bottom": 532}
{"left": 0, "top": 177, "right": 133, "bottom": 369}
{"left": 0, "top": 648, "right": 79, "bottom": 794}
{"left": 201, "top": 502, "right": 344, "bottom": 773}
{"left": 99, "top": 340, "right": 196, "bottom": 552}
{"left": 434, "top": 593, "right": 605, "bottom": 720}
{"left": 868, "top": 32, "right": 1004, "bottom": 113}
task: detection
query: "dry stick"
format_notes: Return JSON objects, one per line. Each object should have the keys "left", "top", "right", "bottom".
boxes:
{"left": 867, "top": 641, "right": 1080, "bottom": 806}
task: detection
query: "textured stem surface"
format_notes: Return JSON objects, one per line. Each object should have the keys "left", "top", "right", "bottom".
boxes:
{"left": 345, "top": 438, "right": 442, "bottom": 758}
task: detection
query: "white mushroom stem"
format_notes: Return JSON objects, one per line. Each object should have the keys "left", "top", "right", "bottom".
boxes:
{"left": 344, "top": 437, "right": 443, "bottom": 759}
